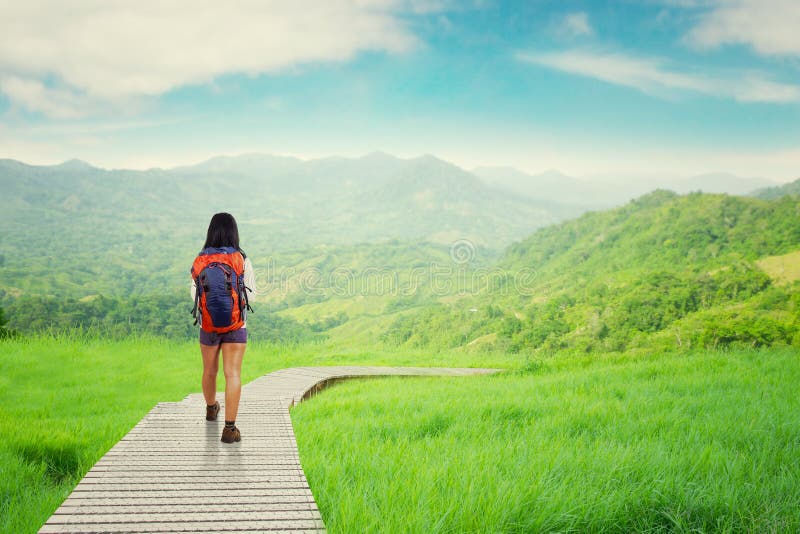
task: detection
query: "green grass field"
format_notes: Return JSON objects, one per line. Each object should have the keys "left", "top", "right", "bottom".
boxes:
{"left": 2, "top": 334, "right": 798, "bottom": 532}
{"left": 292, "top": 349, "right": 800, "bottom": 533}
{"left": 0, "top": 333, "right": 500, "bottom": 533}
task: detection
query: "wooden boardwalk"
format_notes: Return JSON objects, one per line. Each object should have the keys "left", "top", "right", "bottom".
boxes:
{"left": 41, "top": 366, "right": 499, "bottom": 533}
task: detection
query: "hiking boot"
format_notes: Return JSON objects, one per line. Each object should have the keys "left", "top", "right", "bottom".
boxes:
{"left": 221, "top": 426, "right": 241, "bottom": 443}
{"left": 206, "top": 401, "right": 220, "bottom": 421}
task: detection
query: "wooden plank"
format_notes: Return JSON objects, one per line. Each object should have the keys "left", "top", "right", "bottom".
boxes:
{"left": 91, "top": 458, "right": 301, "bottom": 464}
{"left": 40, "top": 519, "right": 326, "bottom": 533}
{"left": 47, "top": 510, "right": 322, "bottom": 523}
{"left": 72, "top": 484, "right": 314, "bottom": 492}
{"left": 64, "top": 489, "right": 316, "bottom": 500}
{"left": 55, "top": 502, "right": 317, "bottom": 513}
{"left": 88, "top": 466, "right": 304, "bottom": 472}
{"left": 73, "top": 475, "right": 309, "bottom": 486}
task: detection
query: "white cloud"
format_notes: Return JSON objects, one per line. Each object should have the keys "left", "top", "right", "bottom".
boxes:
{"left": 0, "top": 76, "right": 93, "bottom": 119}
{"left": 0, "top": 1, "right": 424, "bottom": 118}
{"left": 518, "top": 49, "right": 800, "bottom": 103}
{"left": 686, "top": 0, "right": 800, "bottom": 56}
{"left": 560, "top": 12, "right": 593, "bottom": 37}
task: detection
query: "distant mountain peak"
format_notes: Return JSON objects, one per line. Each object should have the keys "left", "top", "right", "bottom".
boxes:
{"left": 171, "top": 152, "right": 304, "bottom": 174}
{"left": 54, "top": 159, "right": 95, "bottom": 171}
{"left": 359, "top": 151, "right": 448, "bottom": 166}
{"left": 412, "top": 153, "right": 449, "bottom": 164}
{"left": 360, "top": 150, "right": 397, "bottom": 161}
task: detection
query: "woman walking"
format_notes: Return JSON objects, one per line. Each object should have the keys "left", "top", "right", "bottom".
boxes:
{"left": 191, "top": 212, "right": 255, "bottom": 443}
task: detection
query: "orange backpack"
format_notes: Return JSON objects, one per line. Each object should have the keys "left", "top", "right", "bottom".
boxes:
{"left": 190, "top": 247, "right": 253, "bottom": 333}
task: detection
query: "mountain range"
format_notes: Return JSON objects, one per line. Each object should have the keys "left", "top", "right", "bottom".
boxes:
{"left": 1, "top": 151, "right": 797, "bottom": 344}
{"left": 0, "top": 152, "right": 793, "bottom": 289}
{"left": 0, "top": 152, "right": 579, "bottom": 254}
{"left": 472, "top": 166, "right": 782, "bottom": 208}
{"left": 3, "top": 152, "right": 786, "bottom": 246}
{"left": 0, "top": 152, "right": 792, "bottom": 270}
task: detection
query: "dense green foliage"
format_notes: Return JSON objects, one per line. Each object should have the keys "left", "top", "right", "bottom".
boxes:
{"left": 0, "top": 305, "right": 14, "bottom": 338}
{"left": 384, "top": 192, "right": 800, "bottom": 353}
{"left": 2, "top": 292, "right": 318, "bottom": 342}
{"left": 293, "top": 348, "right": 800, "bottom": 533}
{"left": 1, "top": 237, "right": 494, "bottom": 343}
{"left": 6, "top": 179, "right": 800, "bottom": 356}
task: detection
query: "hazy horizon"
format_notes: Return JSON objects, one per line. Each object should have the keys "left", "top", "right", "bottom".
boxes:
{"left": 1, "top": 150, "right": 795, "bottom": 186}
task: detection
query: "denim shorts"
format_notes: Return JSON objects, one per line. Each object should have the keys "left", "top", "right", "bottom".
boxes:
{"left": 199, "top": 327, "right": 247, "bottom": 346}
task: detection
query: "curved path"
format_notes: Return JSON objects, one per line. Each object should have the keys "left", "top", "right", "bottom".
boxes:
{"left": 40, "top": 366, "right": 500, "bottom": 533}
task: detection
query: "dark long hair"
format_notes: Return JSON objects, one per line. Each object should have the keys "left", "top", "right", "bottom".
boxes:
{"left": 203, "top": 212, "right": 240, "bottom": 250}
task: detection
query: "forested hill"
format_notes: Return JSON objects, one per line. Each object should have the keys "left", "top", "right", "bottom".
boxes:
{"left": 502, "top": 190, "right": 799, "bottom": 275}
{"left": 752, "top": 177, "right": 800, "bottom": 200}
{"left": 383, "top": 191, "right": 800, "bottom": 354}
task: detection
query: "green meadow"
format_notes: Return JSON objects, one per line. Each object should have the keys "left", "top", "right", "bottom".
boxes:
{"left": 0, "top": 334, "right": 500, "bottom": 532}
{"left": 293, "top": 349, "right": 800, "bottom": 533}
{"left": 3, "top": 334, "right": 799, "bottom": 532}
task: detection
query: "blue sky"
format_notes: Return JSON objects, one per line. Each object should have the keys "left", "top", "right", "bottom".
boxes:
{"left": 0, "top": 1, "right": 798, "bottom": 180}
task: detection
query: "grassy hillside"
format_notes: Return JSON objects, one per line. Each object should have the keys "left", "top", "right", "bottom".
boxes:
{"left": 6, "top": 179, "right": 800, "bottom": 357}
{"left": 5, "top": 156, "right": 796, "bottom": 357}
{"left": 383, "top": 191, "right": 800, "bottom": 354}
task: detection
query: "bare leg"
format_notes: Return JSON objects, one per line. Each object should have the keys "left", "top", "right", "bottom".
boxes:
{"left": 221, "top": 342, "right": 246, "bottom": 422}
{"left": 200, "top": 343, "right": 221, "bottom": 406}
